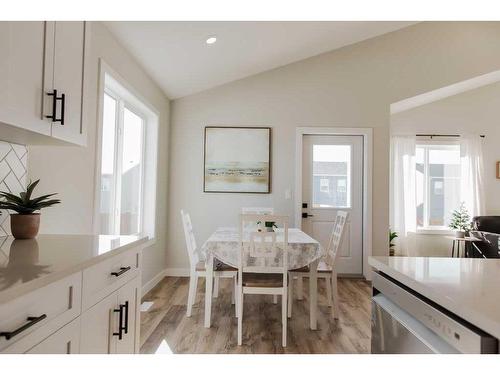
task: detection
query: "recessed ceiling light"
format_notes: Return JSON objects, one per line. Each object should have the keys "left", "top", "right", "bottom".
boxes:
{"left": 206, "top": 36, "right": 217, "bottom": 45}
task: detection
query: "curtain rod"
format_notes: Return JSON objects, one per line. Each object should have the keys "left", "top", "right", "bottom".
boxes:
{"left": 416, "top": 134, "right": 485, "bottom": 138}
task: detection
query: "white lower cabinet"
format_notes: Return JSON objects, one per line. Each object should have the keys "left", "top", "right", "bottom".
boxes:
{"left": 80, "top": 276, "right": 140, "bottom": 354}
{"left": 116, "top": 277, "right": 140, "bottom": 354}
{"left": 0, "top": 245, "right": 143, "bottom": 354}
{"left": 26, "top": 318, "right": 81, "bottom": 354}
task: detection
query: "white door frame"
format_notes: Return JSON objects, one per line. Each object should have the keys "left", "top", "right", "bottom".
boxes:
{"left": 295, "top": 127, "right": 373, "bottom": 280}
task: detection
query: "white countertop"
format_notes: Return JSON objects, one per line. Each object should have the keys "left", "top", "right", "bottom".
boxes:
{"left": 0, "top": 234, "right": 148, "bottom": 304}
{"left": 369, "top": 256, "right": 500, "bottom": 339}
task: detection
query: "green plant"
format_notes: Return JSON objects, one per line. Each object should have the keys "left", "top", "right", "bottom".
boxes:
{"left": 449, "top": 202, "right": 471, "bottom": 232}
{"left": 256, "top": 221, "right": 277, "bottom": 229}
{"left": 0, "top": 180, "right": 60, "bottom": 214}
{"left": 389, "top": 229, "right": 398, "bottom": 256}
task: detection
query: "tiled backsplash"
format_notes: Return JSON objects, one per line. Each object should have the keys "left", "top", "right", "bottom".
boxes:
{"left": 0, "top": 141, "right": 28, "bottom": 236}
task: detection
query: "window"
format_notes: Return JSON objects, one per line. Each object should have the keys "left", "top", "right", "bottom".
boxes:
{"left": 98, "top": 68, "right": 158, "bottom": 239}
{"left": 312, "top": 144, "right": 351, "bottom": 208}
{"left": 416, "top": 143, "right": 460, "bottom": 229}
{"left": 320, "top": 178, "right": 329, "bottom": 192}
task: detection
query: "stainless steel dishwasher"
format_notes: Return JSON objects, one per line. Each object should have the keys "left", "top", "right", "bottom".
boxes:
{"left": 371, "top": 271, "right": 498, "bottom": 354}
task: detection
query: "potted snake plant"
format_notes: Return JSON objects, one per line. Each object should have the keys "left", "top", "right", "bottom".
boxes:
{"left": 0, "top": 180, "right": 60, "bottom": 239}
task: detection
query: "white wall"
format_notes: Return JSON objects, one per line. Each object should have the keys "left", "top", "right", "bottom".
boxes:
{"left": 391, "top": 81, "right": 500, "bottom": 256}
{"left": 167, "top": 22, "right": 500, "bottom": 270}
{"left": 28, "top": 22, "right": 170, "bottom": 286}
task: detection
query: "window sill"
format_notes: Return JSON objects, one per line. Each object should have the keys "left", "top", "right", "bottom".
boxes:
{"left": 416, "top": 227, "right": 455, "bottom": 235}
{"left": 142, "top": 237, "right": 156, "bottom": 248}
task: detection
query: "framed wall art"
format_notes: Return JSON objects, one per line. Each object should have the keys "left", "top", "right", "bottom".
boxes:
{"left": 204, "top": 126, "right": 271, "bottom": 193}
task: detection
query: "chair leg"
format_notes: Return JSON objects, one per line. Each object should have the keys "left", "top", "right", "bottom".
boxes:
{"left": 287, "top": 277, "right": 293, "bottom": 318}
{"left": 186, "top": 272, "right": 198, "bottom": 317}
{"left": 282, "top": 289, "right": 287, "bottom": 347}
{"left": 331, "top": 272, "right": 339, "bottom": 320}
{"left": 238, "top": 291, "right": 244, "bottom": 345}
{"left": 231, "top": 276, "right": 236, "bottom": 305}
{"left": 213, "top": 276, "right": 220, "bottom": 298}
{"left": 273, "top": 295, "right": 278, "bottom": 304}
{"left": 325, "top": 275, "right": 333, "bottom": 307}
{"left": 297, "top": 276, "right": 304, "bottom": 300}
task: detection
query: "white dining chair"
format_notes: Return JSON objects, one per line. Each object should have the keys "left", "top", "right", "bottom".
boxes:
{"left": 237, "top": 214, "right": 289, "bottom": 347}
{"left": 241, "top": 207, "right": 279, "bottom": 304}
{"left": 288, "top": 211, "right": 349, "bottom": 319}
{"left": 181, "top": 209, "right": 238, "bottom": 317}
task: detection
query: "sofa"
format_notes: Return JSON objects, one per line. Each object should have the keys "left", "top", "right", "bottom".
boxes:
{"left": 469, "top": 216, "right": 500, "bottom": 258}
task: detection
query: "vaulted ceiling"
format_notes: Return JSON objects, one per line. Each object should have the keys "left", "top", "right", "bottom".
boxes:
{"left": 104, "top": 21, "right": 417, "bottom": 99}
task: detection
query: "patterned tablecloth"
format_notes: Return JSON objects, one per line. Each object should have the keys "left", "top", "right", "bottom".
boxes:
{"left": 200, "top": 227, "right": 324, "bottom": 270}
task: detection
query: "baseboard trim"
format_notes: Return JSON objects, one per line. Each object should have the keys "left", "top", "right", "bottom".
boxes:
{"left": 164, "top": 267, "right": 190, "bottom": 277}
{"left": 142, "top": 269, "right": 168, "bottom": 297}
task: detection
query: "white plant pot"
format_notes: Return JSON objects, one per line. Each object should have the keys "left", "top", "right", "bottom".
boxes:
{"left": 455, "top": 230, "right": 465, "bottom": 238}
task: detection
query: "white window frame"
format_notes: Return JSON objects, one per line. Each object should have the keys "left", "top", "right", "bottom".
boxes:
{"left": 416, "top": 141, "right": 460, "bottom": 232}
{"left": 94, "top": 59, "right": 159, "bottom": 242}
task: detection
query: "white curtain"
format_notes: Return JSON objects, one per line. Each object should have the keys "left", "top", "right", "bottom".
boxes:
{"left": 390, "top": 135, "right": 417, "bottom": 256}
{"left": 460, "top": 134, "right": 486, "bottom": 218}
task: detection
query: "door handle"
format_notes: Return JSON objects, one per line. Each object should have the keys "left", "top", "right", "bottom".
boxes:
{"left": 302, "top": 213, "right": 314, "bottom": 218}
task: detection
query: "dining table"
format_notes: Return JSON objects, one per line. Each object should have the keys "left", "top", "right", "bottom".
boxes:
{"left": 200, "top": 227, "right": 324, "bottom": 330}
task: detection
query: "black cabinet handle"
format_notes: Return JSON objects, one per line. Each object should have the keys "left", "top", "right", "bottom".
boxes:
{"left": 123, "top": 301, "right": 129, "bottom": 334}
{"left": 113, "top": 305, "right": 124, "bottom": 340}
{"left": 111, "top": 266, "right": 131, "bottom": 277}
{"left": 302, "top": 212, "right": 314, "bottom": 218}
{"left": 45, "top": 89, "right": 58, "bottom": 122}
{"left": 60, "top": 93, "right": 65, "bottom": 126}
{"left": 0, "top": 314, "right": 47, "bottom": 340}
{"left": 45, "top": 89, "right": 65, "bottom": 125}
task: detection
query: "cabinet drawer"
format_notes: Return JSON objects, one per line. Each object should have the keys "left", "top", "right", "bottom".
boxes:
{"left": 0, "top": 272, "right": 81, "bottom": 353}
{"left": 25, "top": 317, "right": 80, "bottom": 354}
{"left": 82, "top": 249, "right": 140, "bottom": 310}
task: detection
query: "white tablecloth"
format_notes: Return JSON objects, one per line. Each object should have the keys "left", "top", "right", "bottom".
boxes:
{"left": 200, "top": 227, "right": 323, "bottom": 270}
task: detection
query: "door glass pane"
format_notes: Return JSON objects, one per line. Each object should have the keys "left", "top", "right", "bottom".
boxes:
{"left": 120, "top": 107, "right": 144, "bottom": 235}
{"left": 99, "top": 93, "right": 117, "bottom": 235}
{"left": 312, "top": 145, "right": 351, "bottom": 208}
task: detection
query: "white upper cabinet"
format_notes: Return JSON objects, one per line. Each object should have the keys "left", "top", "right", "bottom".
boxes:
{"left": 0, "top": 22, "right": 51, "bottom": 139}
{"left": 0, "top": 21, "right": 88, "bottom": 146}
{"left": 45, "top": 21, "right": 88, "bottom": 146}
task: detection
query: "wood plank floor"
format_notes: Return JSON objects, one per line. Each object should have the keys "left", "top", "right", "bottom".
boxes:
{"left": 140, "top": 276, "right": 372, "bottom": 354}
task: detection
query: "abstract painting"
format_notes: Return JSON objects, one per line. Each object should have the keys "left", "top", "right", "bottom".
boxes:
{"left": 204, "top": 127, "right": 271, "bottom": 193}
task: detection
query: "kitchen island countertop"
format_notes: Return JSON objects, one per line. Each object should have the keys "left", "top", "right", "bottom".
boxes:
{"left": 369, "top": 256, "right": 500, "bottom": 340}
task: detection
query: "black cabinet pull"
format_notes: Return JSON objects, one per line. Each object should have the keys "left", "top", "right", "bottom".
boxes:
{"left": 111, "top": 266, "right": 131, "bottom": 277}
{"left": 45, "top": 89, "right": 58, "bottom": 122}
{"left": 0, "top": 314, "right": 47, "bottom": 340}
{"left": 45, "top": 89, "right": 65, "bottom": 125}
{"left": 123, "top": 301, "right": 129, "bottom": 334}
{"left": 113, "top": 305, "right": 124, "bottom": 340}
{"left": 60, "top": 93, "right": 65, "bottom": 126}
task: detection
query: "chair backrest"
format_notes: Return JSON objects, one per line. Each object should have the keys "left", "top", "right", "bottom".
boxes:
{"left": 241, "top": 207, "right": 274, "bottom": 215}
{"left": 241, "top": 207, "right": 274, "bottom": 230}
{"left": 239, "top": 214, "right": 288, "bottom": 277}
{"left": 180, "top": 209, "right": 199, "bottom": 268}
{"left": 324, "top": 211, "right": 349, "bottom": 267}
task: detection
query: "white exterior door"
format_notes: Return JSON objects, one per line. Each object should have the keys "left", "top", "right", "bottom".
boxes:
{"left": 302, "top": 135, "right": 363, "bottom": 275}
